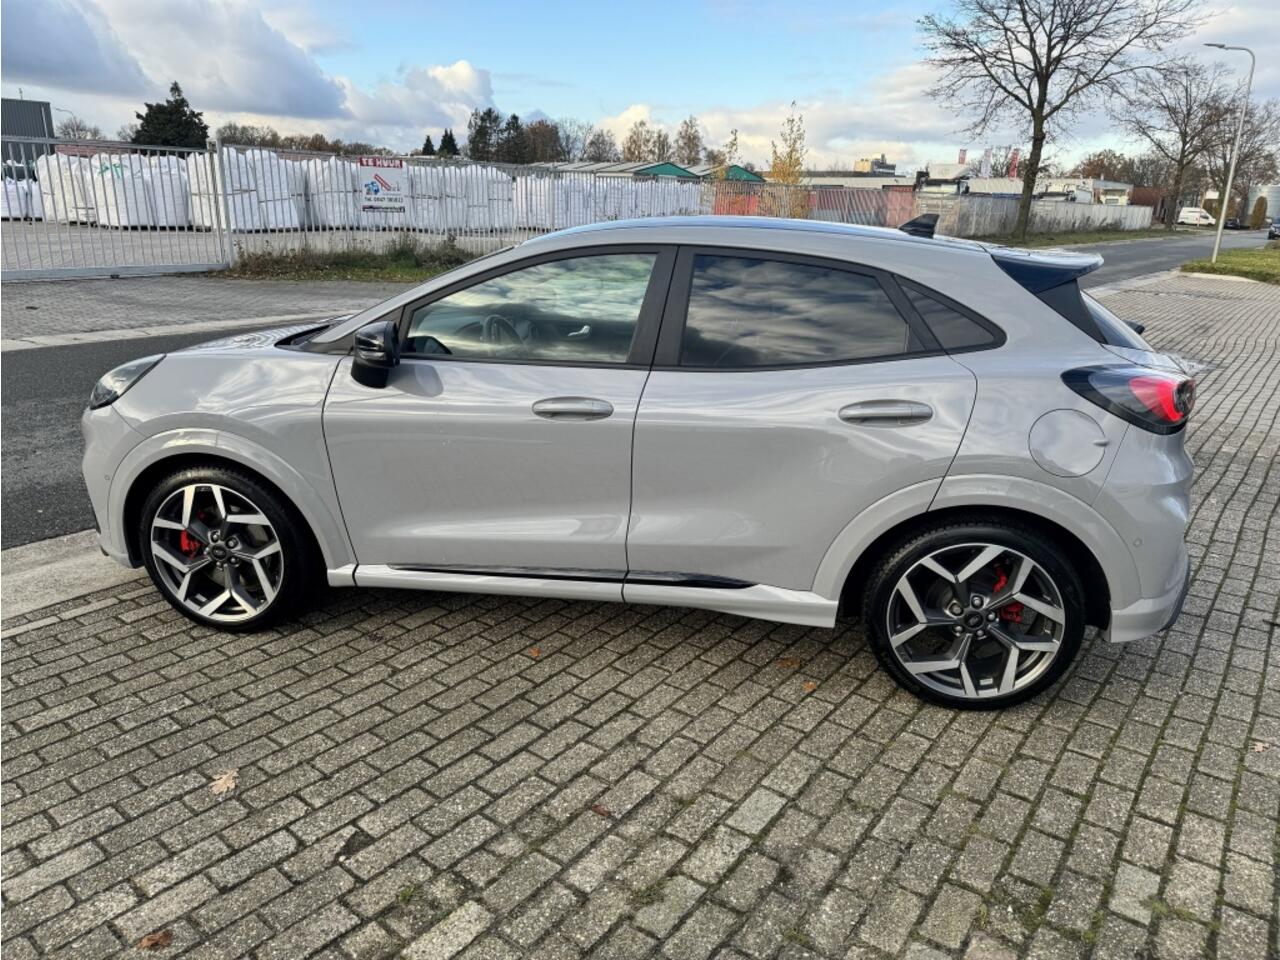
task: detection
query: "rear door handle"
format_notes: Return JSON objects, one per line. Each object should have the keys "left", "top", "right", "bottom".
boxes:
{"left": 838, "top": 400, "right": 934, "bottom": 426}
{"left": 533, "top": 397, "right": 614, "bottom": 420}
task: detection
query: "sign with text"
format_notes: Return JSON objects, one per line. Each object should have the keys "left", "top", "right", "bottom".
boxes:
{"left": 358, "top": 157, "right": 406, "bottom": 214}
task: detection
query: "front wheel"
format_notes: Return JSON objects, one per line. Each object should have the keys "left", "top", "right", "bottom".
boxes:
{"left": 862, "top": 519, "right": 1085, "bottom": 708}
{"left": 138, "top": 466, "right": 320, "bottom": 631}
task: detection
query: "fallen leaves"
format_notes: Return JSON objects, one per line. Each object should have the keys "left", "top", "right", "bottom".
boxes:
{"left": 802, "top": 681, "right": 818, "bottom": 693}
{"left": 589, "top": 803, "right": 614, "bottom": 819}
{"left": 777, "top": 657, "right": 801, "bottom": 670}
{"left": 138, "top": 929, "right": 173, "bottom": 950}
{"left": 209, "top": 769, "right": 238, "bottom": 796}
{"left": 528, "top": 646, "right": 542, "bottom": 659}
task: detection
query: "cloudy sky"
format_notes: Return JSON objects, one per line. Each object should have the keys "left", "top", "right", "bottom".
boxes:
{"left": 2, "top": 0, "right": 1276, "bottom": 170}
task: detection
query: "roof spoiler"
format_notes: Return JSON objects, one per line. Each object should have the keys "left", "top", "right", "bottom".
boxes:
{"left": 898, "top": 214, "right": 939, "bottom": 239}
{"left": 990, "top": 249, "right": 1103, "bottom": 293}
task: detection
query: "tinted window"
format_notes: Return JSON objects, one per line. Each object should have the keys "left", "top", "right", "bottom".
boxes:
{"left": 406, "top": 253, "right": 656, "bottom": 363}
{"left": 679, "top": 255, "right": 920, "bottom": 368}
{"left": 905, "top": 286, "right": 999, "bottom": 351}
{"left": 1082, "top": 292, "right": 1152, "bottom": 350}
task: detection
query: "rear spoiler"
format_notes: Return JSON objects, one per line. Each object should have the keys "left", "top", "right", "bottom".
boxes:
{"left": 990, "top": 249, "right": 1102, "bottom": 292}
{"left": 898, "top": 214, "right": 939, "bottom": 239}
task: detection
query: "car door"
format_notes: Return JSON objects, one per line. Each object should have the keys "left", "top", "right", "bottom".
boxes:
{"left": 626, "top": 247, "right": 981, "bottom": 594}
{"left": 324, "top": 245, "right": 674, "bottom": 577}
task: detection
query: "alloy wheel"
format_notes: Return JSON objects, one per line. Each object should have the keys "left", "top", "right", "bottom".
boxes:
{"left": 885, "top": 542, "right": 1067, "bottom": 701}
{"left": 149, "top": 483, "right": 283, "bottom": 623}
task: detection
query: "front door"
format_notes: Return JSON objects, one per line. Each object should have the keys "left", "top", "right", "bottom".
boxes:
{"left": 627, "top": 248, "right": 979, "bottom": 593}
{"left": 325, "top": 247, "right": 672, "bottom": 574}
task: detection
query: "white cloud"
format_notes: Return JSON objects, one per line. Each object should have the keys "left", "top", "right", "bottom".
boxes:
{"left": 1, "top": 0, "right": 149, "bottom": 96}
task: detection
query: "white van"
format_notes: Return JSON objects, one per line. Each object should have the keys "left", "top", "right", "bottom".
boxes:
{"left": 1177, "top": 207, "right": 1216, "bottom": 226}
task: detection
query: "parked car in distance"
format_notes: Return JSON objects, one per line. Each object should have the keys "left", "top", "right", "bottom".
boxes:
{"left": 1269, "top": 218, "right": 1280, "bottom": 240}
{"left": 1177, "top": 206, "right": 1216, "bottom": 226}
{"left": 83, "top": 216, "right": 1196, "bottom": 708}
{"left": 1223, "top": 217, "right": 1245, "bottom": 230}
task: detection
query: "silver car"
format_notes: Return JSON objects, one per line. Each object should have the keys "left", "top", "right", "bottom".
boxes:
{"left": 82, "top": 217, "right": 1195, "bottom": 708}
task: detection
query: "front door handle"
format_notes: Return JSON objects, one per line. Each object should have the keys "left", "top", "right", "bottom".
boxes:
{"left": 533, "top": 397, "right": 614, "bottom": 420}
{"left": 838, "top": 400, "right": 934, "bottom": 427}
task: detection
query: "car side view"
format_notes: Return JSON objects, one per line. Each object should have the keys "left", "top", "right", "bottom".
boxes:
{"left": 82, "top": 217, "right": 1195, "bottom": 707}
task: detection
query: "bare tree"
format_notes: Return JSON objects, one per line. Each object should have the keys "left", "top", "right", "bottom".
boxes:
{"left": 583, "top": 128, "right": 621, "bottom": 162}
{"left": 621, "top": 120, "right": 656, "bottom": 162}
{"left": 116, "top": 122, "right": 140, "bottom": 142}
{"left": 1204, "top": 97, "right": 1280, "bottom": 220}
{"left": 55, "top": 116, "right": 104, "bottom": 140}
{"left": 920, "top": 0, "right": 1203, "bottom": 238}
{"left": 675, "top": 116, "right": 704, "bottom": 167}
{"left": 556, "top": 117, "right": 594, "bottom": 161}
{"left": 651, "top": 129, "right": 673, "bottom": 162}
{"left": 1117, "top": 62, "right": 1232, "bottom": 228}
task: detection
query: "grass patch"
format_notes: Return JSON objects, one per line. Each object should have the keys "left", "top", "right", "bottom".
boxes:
{"left": 222, "top": 235, "right": 475, "bottom": 282}
{"left": 970, "top": 227, "right": 1194, "bottom": 249}
{"left": 1181, "top": 241, "right": 1280, "bottom": 284}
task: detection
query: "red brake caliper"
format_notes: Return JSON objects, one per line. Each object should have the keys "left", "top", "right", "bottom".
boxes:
{"left": 178, "top": 530, "right": 201, "bottom": 557}
{"left": 991, "top": 566, "right": 1024, "bottom": 623}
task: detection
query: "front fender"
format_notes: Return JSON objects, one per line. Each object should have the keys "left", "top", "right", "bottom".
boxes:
{"left": 106, "top": 428, "right": 355, "bottom": 571}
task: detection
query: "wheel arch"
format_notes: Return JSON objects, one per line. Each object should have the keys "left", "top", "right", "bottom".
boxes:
{"left": 112, "top": 431, "right": 354, "bottom": 571}
{"left": 837, "top": 504, "right": 1112, "bottom": 629}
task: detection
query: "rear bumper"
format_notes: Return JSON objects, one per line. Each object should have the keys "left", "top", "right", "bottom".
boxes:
{"left": 1104, "top": 548, "right": 1191, "bottom": 643}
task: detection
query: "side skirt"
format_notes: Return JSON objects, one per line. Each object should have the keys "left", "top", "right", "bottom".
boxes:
{"left": 335, "top": 564, "right": 838, "bottom": 629}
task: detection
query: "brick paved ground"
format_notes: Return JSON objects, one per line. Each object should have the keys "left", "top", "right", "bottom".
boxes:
{"left": 2, "top": 273, "right": 1277, "bottom": 959}
{"left": 1, "top": 275, "right": 408, "bottom": 341}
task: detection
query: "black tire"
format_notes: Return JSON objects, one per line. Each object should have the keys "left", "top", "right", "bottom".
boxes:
{"left": 138, "top": 465, "right": 322, "bottom": 632}
{"left": 861, "top": 516, "right": 1085, "bottom": 709}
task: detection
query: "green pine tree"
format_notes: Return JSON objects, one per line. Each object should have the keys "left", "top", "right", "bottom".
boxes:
{"left": 438, "top": 129, "right": 460, "bottom": 156}
{"left": 133, "top": 82, "right": 208, "bottom": 148}
{"left": 422, "top": 134, "right": 436, "bottom": 156}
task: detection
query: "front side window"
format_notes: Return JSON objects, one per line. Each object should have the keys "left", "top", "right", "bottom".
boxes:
{"left": 679, "top": 254, "right": 922, "bottom": 368}
{"left": 406, "top": 253, "right": 656, "bottom": 363}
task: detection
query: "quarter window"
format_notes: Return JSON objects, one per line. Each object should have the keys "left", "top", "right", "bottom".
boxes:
{"left": 406, "top": 253, "right": 656, "bottom": 363}
{"left": 903, "top": 285, "right": 1000, "bottom": 351}
{"left": 679, "top": 254, "right": 922, "bottom": 368}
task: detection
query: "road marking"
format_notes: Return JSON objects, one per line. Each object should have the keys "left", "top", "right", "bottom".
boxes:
{"left": 0, "top": 312, "right": 337, "bottom": 352}
{"left": 1, "top": 529, "right": 145, "bottom": 620}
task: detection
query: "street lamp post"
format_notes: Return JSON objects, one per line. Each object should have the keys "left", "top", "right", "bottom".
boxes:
{"left": 1204, "top": 43, "right": 1255, "bottom": 264}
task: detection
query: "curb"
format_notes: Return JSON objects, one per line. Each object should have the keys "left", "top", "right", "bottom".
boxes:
{"left": 1, "top": 530, "right": 144, "bottom": 620}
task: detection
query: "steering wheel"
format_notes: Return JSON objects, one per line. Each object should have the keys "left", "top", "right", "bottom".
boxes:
{"left": 482, "top": 314, "right": 524, "bottom": 355}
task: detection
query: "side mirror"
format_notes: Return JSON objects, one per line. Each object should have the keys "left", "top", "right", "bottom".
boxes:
{"left": 351, "top": 320, "right": 400, "bottom": 388}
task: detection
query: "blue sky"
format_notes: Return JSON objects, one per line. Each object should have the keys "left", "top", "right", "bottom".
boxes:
{"left": 3, "top": 0, "right": 1276, "bottom": 170}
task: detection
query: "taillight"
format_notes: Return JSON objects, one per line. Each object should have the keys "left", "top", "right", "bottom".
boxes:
{"left": 1062, "top": 366, "right": 1195, "bottom": 434}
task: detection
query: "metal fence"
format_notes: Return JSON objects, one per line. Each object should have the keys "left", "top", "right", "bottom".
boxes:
{"left": 1, "top": 136, "right": 1153, "bottom": 281}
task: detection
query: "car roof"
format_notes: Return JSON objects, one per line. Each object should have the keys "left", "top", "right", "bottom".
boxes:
{"left": 520, "top": 215, "right": 991, "bottom": 254}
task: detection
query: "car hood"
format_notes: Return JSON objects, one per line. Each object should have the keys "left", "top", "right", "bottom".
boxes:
{"left": 179, "top": 318, "right": 346, "bottom": 353}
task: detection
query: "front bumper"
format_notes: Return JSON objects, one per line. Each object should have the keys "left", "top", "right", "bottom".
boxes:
{"left": 81, "top": 404, "right": 141, "bottom": 568}
{"left": 1104, "top": 547, "right": 1191, "bottom": 643}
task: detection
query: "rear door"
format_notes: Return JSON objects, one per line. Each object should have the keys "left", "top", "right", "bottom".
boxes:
{"left": 626, "top": 247, "right": 980, "bottom": 593}
{"left": 324, "top": 246, "right": 674, "bottom": 575}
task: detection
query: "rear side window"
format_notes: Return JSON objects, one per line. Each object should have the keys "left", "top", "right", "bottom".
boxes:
{"left": 679, "top": 254, "right": 924, "bottom": 368}
{"left": 903, "top": 284, "right": 1001, "bottom": 351}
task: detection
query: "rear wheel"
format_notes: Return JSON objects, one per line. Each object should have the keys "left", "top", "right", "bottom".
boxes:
{"left": 138, "top": 466, "right": 320, "bottom": 631}
{"left": 862, "top": 518, "right": 1085, "bottom": 708}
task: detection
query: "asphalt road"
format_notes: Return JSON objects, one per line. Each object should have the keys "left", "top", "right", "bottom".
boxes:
{"left": 1076, "top": 227, "right": 1269, "bottom": 288}
{"left": 1, "top": 228, "right": 1272, "bottom": 549}
{"left": 0, "top": 326, "right": 280, "bottom": 549}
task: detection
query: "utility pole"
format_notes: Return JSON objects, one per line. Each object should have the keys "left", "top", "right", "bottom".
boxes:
{"left": 1204, "top": 43, "right": 1255, "bottom": 263}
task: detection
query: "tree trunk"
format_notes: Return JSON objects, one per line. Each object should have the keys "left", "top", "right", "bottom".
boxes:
{"left": 1014, "top": 119, "right": 1045, "bottom": 240}
{"left": 1167, "top": 162, "right": 1186, "bottom": 230}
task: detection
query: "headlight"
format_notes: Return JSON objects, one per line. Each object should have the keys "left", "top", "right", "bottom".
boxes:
{"left": 88, "top": 355, "right": 164, "bottom": 410}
